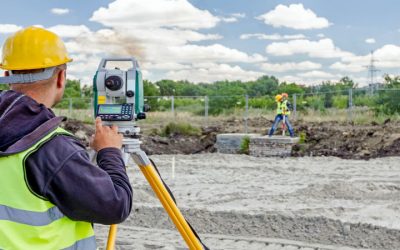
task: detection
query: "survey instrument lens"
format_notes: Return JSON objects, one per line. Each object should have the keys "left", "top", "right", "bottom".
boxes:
{"left": 105, "top": 75, "right": 123, "bottom": 91}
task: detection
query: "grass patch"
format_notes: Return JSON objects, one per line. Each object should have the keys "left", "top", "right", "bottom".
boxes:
{"left": 240, "top": 136, "right": 250, "bottom": 154}
{"left": 299, "top": 132, "right": 306, "bottom": 144}
{"left": 159, "top": 122, "right": 201, "bottom": 137}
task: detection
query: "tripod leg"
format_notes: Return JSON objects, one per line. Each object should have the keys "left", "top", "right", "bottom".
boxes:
{"left": 132, "top": 153, "right": 204, "bottom": 250}
{"left": 106, "top": 224, "right": 118, "bottom": 250}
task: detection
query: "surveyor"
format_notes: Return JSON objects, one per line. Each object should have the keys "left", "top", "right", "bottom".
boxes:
{"left": 268, "top": 93, "right": 295, "bottom": 137}
{"left": 281, "top": 92, "right": 293, "bottom": 111}
{"left": 0, "top": 27, "right": 132, "bottom": 249}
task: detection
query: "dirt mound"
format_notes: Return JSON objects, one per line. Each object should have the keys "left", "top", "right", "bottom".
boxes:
{"left": 141, "top": 127, "right": 217, "bottom": 155}
{"left": 61, "top": 119, "right": 94, "bottom": 147}
{"left": 292, "top": 120, "right": 400, "bottom": 159}
{"left": 60, "top": 117, "right": 400, "bottom": 159}
{"left": 60, "top": 118, "right": 218, "bottom": 155}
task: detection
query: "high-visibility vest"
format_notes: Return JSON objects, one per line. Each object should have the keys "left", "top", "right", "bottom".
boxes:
{"left": 282, "top": 100, "right": 291, "bottom": 115}
{"left": 276, "top": 101, "right": 291, "bottom": 115}
{"left": 0, "top": 127, "right": 96, "bottom": 250}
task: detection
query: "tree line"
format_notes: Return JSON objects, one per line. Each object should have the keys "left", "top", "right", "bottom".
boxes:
{"left": 1, "top": 74, "right": 400, "bottom": 115}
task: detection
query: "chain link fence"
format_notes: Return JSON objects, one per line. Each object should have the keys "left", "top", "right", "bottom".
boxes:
{"left": 54, "top": 88, "right": 400, "bottom": 132}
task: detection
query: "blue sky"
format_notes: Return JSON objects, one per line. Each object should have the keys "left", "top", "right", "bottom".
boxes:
{"left": 0, "top": 0, "right": 399, "bottom": 86}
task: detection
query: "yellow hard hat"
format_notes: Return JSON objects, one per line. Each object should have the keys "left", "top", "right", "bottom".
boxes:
{"left": 275, "top": 94, "right": 282, "bottom": 102}
{"left": 0, "top": 26, "right": 72, "bottom": 70}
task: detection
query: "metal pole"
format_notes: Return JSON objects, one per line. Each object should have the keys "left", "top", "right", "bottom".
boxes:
{"left": 245, "top": 95, "right": 248, "bottom": 133}
{"left": 293, "top": 94, "right": 297, "bottom": 120}
{"left": 348, "top": 89, "right": 353, "bottom": 122}
{"left": 69, "top": 98, "right": 72, "bottom": 117}
{"left": 171, "top": 96, "right": 175, "bottom": 120}
{"left": 90, "top": 98, "right": 93, "bottom": 120}
{"left": 204, "top": 96, "right": 208, "bottom": 123}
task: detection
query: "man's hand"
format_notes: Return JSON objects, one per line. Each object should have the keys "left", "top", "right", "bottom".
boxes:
{"left": 90, "top": 117, "right": 123, "bottom": 151}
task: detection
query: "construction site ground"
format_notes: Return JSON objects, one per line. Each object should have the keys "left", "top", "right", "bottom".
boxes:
{"left": 94, "top": 154, "right": 400, "bottom": 249}
{"left": 61, "top": 118, "right": 400, "bottom": 249}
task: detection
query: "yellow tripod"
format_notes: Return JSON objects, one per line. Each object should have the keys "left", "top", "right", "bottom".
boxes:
{"left": 106, "top": 138, "right": 206, "bottom": 250}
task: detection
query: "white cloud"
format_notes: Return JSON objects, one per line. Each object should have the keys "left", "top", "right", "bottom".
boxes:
{"left": 280, "top": 74, "right": 340, "bottom": 85}
{"left": 317, "top": 33, "right": 325, "bottom": 38}
{"left": 240, "top": 33, "right": 306, "bottom": 40}
{"left": 0, "top": 24, "right": 22, "bottom": 34}
{"left": 165, "top": 63, "right": 263, "bottom": 83}
{"left": 282, "top": 70, "right": 344, "bottom": 85}
{"left": 257, "top": 4, "right": 331, "bottom": 30}
{"left": 266, "top": 38, "right": 354, "bottom": 58}
{"left": 221, "top": 13, "right": 246, "bottom": 23}
{"left": 142, "top": 62, "right": 190, "bottom": 71}
{"left": 330, "top": 62, "right": 364, "bottom": 72}
{"left": 298, "top": 70, "right": 336, "bottom": 78}
{"left": 91, "top": 0, "right": 219, "bottom": 30}
{"left": 365, "top": 38, "right": 376, "bottom": 44}
{"left": 260, "top": 61, "right": 321, "bottom": 72}
{"left": 48, "top": 25, "right": 91, "bottom": 38}
{"left": 373, "top": 45, "right": 400, "bottom": 67}
{"left": 221, "top": 17, "right": 238, "bottom": 23}
{"left": 58, "top": 0, "right": 267, "bottom": 83}
{"left": 51, "top": 8, "right": 70, "bottom": 15}
{"left": 232, "top": 13, "right": 246, "bottom": 18}
{"left": 164, "top": 44, "right": 266, "bottom": 63}
{"left": 336, "top": 44, "right": 400, "bottom": 72}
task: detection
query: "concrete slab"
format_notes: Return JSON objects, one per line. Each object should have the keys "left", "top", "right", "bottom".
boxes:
{"left": 250, "top": 135, "right": 300, "bottom": 157}
{"left": 216, "top": 133, "right": 259, "bottom": 154}
{"left": 253, "top": 135, "right": 300, "bottom": 144}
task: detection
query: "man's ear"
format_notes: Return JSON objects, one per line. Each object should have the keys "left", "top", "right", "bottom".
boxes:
{"left": 56, "top": 69, "right": 66, "bottom": 89}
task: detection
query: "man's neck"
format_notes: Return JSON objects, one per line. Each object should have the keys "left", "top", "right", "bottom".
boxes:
{"left": 15, "top": 90, "right": 54, "bottom": 108}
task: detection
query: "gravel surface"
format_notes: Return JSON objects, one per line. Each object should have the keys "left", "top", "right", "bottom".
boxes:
{"left": 95, "top": 154, "right": 400, "bottom": 249}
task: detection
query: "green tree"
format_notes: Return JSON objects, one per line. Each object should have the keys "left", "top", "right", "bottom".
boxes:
{"left": 0, "top": 84, "right": 9, "bottom": 91}
{"left": 143, "top": 80, "right": 161, "bottom": 110}
{"left": 375, "top": 74, "right": 400, "bottom": 114}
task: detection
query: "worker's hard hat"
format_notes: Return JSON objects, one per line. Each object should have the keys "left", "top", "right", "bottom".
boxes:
{"left": 275, "top": 94, "right": 283, "bottom": 102}
{"left": 0, "top": 26, "right": 72, "bottom": 70}
{"left": 282, "top": 93, "right": 288, "bottom": 98}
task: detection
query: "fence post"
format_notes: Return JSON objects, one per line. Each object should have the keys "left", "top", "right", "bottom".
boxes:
{"left": 90, "top": 98, "right": 93, "bottom": 120}
{"left": 348, "top": 89, "right": 353, "bottom": 122}
{"left": 68, "top": 98, "right": 72, "bottom": 117}
{"left": 204, "top": 96, "right": 208, "bottom": 123}
{"left": 171, "top": 96, "right": 175, "bottom": 119}
{"left": 293, "top": 94, "right": 297, "bottom": 120}
{"left": 245, "top": 95, "right": 248, "bottom": 133}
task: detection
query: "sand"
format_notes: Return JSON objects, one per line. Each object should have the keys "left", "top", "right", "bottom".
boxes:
{"left": 95, "top": 154, "right": 400, "bottom": 249}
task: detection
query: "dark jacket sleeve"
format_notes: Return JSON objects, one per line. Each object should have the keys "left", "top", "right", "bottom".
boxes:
{"left": 25, "top": 135, "right": 132, "bottom": 225}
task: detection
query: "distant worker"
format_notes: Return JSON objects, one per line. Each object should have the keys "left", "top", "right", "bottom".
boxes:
{"left": 268, "top": 93, "right": 295, "bottom": 137}
{"left": 0, "top": 27, "right": 132, "bottom": 249}
{"left": 281, "top": 92, "right": 293, "bottom": 111}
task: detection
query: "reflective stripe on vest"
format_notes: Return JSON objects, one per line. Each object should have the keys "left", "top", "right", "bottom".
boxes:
{"left": 0, "top": 204, "right": 64, "bottom": 226}
{"left": 62, "top": 236, "right": 97, "bottom": 250}
{"left": 0, "top": 127, "right": 96, "bottom": 250}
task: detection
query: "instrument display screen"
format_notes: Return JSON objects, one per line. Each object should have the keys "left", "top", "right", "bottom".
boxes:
{"left": 97, "top": 103, "right": 134, "bottom": 121}
{"left": 98, "top": 105, "right": 123, "bottom": 114}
